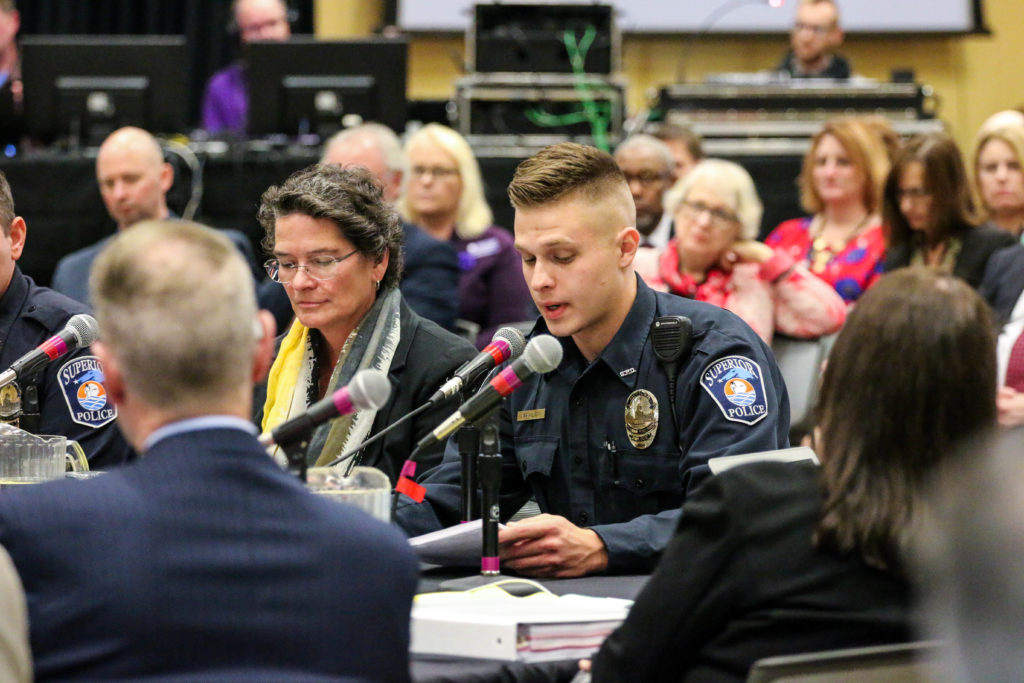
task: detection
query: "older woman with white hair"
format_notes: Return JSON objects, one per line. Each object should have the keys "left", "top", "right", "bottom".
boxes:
{"left": 646, "top": 158, "right": 846, "bottom": 344}
{"left": 398, "top": 124, "right": 532, "bottom": 348}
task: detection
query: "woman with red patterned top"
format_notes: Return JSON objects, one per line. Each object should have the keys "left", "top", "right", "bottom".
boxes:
{"left": 765, "top": 118, "right": 891, "bottom": 304}
{"left": 640, "top": 158, "right": 846, "bottom": 345}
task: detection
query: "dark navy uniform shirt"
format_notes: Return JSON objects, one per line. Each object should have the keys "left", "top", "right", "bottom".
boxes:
{"left": 397, "top": 277, "right": 790, "bottom": 572}
{"left": 0, "top": 267, "right": 134, "bottom": 469}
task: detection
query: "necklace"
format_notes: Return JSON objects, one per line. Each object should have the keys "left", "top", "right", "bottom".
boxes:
{"left": 808, "top": 213, "right": 871, "bottom": 274}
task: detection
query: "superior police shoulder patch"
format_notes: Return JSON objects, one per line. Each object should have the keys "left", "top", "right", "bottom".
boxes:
{"left": 700, "top": 355, "right": 768, "bottom": 426}
{"left": 58, "top": 356, "right": 117, "bottom": 429}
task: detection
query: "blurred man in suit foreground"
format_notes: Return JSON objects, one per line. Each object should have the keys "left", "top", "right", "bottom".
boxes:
{"left": 0, "top": 220, "right": 418, "bottom": 681}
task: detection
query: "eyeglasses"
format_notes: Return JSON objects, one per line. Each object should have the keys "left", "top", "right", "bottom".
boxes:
{"left": 623, "top": 171, "right": 670, "bottom": 187}
{"left": 793, "top": 22, "right": 834, "bottom": 36}
{"left": 897, "top": 188, "right": 932, "bottom": 201}
{"left": 679, "top": 200, "right": 739, "bottom": 230}
{"left": 410, "top": 165, "right": 460, "bottom": 180}
{"left": 264, "top": 250, "right": 359, "bottom": 283}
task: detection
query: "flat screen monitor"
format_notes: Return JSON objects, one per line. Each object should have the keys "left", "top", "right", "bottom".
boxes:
{"left": 21, "top": 36, "right": 188, "bottom": 147}
{"left": 246, "top": 37, "right": 407, "bottom": 139}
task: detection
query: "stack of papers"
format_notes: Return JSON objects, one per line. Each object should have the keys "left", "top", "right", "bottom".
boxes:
{"left": 408, "top": 519, "right": 505, "bottom": 567}
{"left": 411, "top": 589, "right": 632, "bottom": 662}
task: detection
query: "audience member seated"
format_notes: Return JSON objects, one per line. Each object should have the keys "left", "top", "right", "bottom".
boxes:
{"left": 977, "top": 244, "right": 1024, "bottom": 427}
{"left": 51, "top": 126, "right": 258, "bottom": 305}
{"left": 766, "top": 117, "right": 890, "bottom": 303}
{"left": 256, "top": 164, "right": 477, "bottom": 482}
{"left": 643, "top": 158, "right": 846, "bottom": 345}
{"left": 0, "top": 170, "right": 133, "bottom": 469}
{"left": 398, "top": 123, "right": 532, "bottom": 349}
{"left": 776, "top": 0, "right": 851, "bottom": 79}
{"left": 321, "top": 123, "right": 461, "bottom": 331}
{"left": 883, "top": 133, "right": 1016, "bottom": 288}
{"left": 977, "top": 109, "right": 1024, "bottom": 138}
{"left": 973, "top": 125, "right": 1024, "bottom": 242}
{"left": 588, "top": 267, "right": 997, "bottom": 682}
{"left": 201, "top": 0, "right": 291, "bottom": 137}
{"left": 0, "top": 220, "right": 419, "bottom": 680}
{"left": 644, "top": 121, "right": 704, "bottom": 180}
{"left": 614, "top": 134, "right": 676, "bottom": 248}
{"left": 0, "top": 0, "right": 22, "bottom": 147}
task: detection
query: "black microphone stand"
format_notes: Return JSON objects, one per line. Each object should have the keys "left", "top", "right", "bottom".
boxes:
{"left": 477, "top": 417, "right": 502, "bottom": 576}
{"left": 457, "top": 424, "right": 480, "bottom": 522}
{"left": 18, "top": 369, "right": 45, "bottom": 435}
{"left": 278, "top": 437, "right": 310, "bottom": 482}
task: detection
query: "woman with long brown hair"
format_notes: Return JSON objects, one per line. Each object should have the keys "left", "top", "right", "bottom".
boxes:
{"left": 883, "top": 133, "right": 1015, "bottom": 288}
{"left": 588, "top": 267, "right": 996, "bottom": 682}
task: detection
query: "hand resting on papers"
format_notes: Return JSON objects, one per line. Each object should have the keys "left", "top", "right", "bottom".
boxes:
{"left": 499, "top": 514, "right": 609, "bottom": 578}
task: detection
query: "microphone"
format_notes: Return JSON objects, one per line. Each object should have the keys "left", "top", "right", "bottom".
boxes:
{"left": 258, "top": 368, "right": 391, "bottom": 448}
{"left": 416, "top": 335, "right": 563, "bottom": 450}
{"left": 428, "top": 326, "right": 526, "bottom": 404}
{"left": 0, "top": 313, "right": 98, "bottom": 389}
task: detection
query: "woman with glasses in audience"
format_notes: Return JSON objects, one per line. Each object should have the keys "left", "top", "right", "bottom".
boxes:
{"left": 256, "top": 164, "right": 477, "bottom": 482}
{"left": 765, "top": 117, "right": 890, "bottom": 304}
{"left": 398, "top": 124, "right": 531, "bottom": 349}
{"left": 973, "top": 125, "right": 1024, "bottom": 242}
{"left": 884, "top": 133, "right": 1016, "bottom": 288}
{"left": 649, "top": 158, "right": 845, "bottom": 345}
{"left": 588, "top": 267, "right": 997, "bottom": 682}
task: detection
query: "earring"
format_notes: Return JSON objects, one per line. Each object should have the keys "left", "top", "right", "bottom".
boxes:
{"left": 374, "top": 280, "right": 380, "bottom": 291}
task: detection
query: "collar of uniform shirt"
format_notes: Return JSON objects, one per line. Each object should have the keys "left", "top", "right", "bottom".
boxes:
{"left": 143, "top": 416, "right": 258, "bottom": 452}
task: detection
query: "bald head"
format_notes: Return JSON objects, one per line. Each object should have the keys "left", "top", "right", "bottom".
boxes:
{"left": 321, "top": 124, "right": 404, "bottom": 202}
{"left": 96, "top": 127, "right": 173, "bottom": 231}
{"left": 233, "top": 0, "right": 290, "bottom": 44}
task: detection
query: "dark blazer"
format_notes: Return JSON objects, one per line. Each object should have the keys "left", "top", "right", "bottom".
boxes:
{"left": 255, "top": 299, "right": 478, "bottom": 483}
{"left": 0, "top": 426, "right": 419, "bottom": 682}
{"left": 978, "top": 243, "right": 1024, "bottom": 325}
{"left": 592, "top": 461, "right": 911, "bottom": 682}
{"left": 52, "top": 228, "right": 260, "bottom": 306}
{"left": 401, "top": 221, "right": 460, "bottom": 332}
{"left": 884, "top": 224, "right": 1017, "bottom": 290}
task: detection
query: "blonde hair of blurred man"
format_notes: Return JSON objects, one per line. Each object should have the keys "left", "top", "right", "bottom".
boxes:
{"left": 397, "top": 123, "right": 493, "bottom": 239}
{"left": 232, "top": 0, "right": 290, "bottom": 44}
{"left": 790, "top": 0, "right": 844, "bottom": 75}
{"left": 89, "top": 220, "right": 274, "bottom": 450}
{"left": 321, "top": 123, "right": 404, "bottom": 202}
{"left": 95, "top": 127, "right": 173, "bottom": 232}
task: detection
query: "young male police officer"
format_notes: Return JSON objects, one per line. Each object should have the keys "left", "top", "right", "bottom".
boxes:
{"left": 397, "top": 143, "right": 790, "bottom": 577}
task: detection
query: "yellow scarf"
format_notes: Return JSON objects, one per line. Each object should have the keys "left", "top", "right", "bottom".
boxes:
{"left": 261, "top": 318, "right": 309, "bottom": 433}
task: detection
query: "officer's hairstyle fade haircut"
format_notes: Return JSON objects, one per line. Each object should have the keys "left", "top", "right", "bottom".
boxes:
{"left": 508, "top": 142, "right": 627, "bottom": 211}
{"left": 0, "top": 1, "right": 15, "bottom": 14}
{"left": 0, "top": 170, "right": 14, "bottom": 237}
{"left": 90, "top": 220, "right": 258, "bottom": 413}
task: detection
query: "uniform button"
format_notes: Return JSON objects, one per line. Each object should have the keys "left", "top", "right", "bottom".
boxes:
{"left": 573, "top": 455, "right": 583, "bottom": 465}
{"left": 633, "top": 478, "right": 645, "bottom": 489}
{"left": 578, "top": 511, "right": 589, "bottom": 524}
{"left": 574, "top": 397, "right": 583, "bottom": 407}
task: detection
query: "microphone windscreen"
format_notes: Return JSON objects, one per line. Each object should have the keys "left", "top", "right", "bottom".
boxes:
{"left": 522, "top": 335, "right": 563, "bottom": 375}
{"left": 348, "top": 368, "right": 391, "bottom": 411}
{"left": 66, "top": 314, "right": 99, "bottom": 347}
{"left": 492, "top": 326, "right": 526, "bottom": 360}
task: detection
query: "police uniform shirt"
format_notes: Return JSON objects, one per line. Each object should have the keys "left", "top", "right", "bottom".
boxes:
{"left": 0, "top": 267, "right": 134, "bottom": 469}
{"left": 398, "top": 276, "right": 790, "bottom": 573}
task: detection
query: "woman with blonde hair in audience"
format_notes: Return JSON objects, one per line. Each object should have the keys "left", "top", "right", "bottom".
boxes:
{"left": 648, "top": 158, "right": 845, "bottom": 345}
{"left": 766, "top": 117, "right": 890, "bottom": 303}
{"left": 588, "top": 267, "right": 997, "bottom": 682}
{"left": 397, "top": 123, "right": 531, "bottom": 348}
{"left": 883, "top": 133, "right": 1015, "bottom": 288}
{"left": 973, "top": 125, "right": 1024, "bottom": 242}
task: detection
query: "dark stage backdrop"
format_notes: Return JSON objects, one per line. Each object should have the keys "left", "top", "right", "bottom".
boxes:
{"left": 16, "top": 0, "right": 315, "bottom": 129}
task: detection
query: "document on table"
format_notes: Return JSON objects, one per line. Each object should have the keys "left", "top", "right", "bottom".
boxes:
{"left": 408, "top": 519, "right": 506, "bottom": 567}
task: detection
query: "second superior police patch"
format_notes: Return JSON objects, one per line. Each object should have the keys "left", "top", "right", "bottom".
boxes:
{"left": 700, "top": 355, "right": 768, "bottom": 426}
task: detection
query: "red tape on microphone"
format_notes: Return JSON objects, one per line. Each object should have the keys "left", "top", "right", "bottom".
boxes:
{"left": 396, "top": 460, "right": 426, "bottom": 502}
